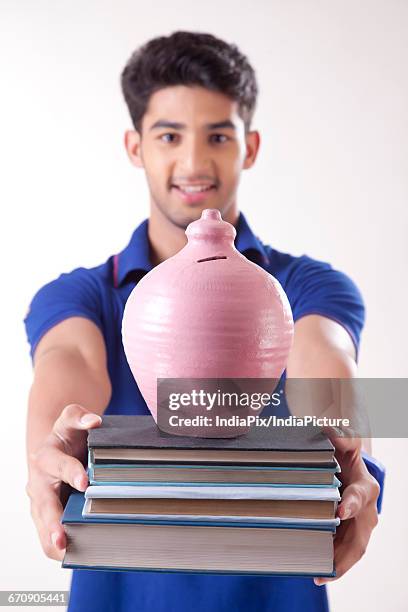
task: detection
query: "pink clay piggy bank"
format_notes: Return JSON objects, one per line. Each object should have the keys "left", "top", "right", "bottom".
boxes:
{"left": 122, "top": 209, "right": 294, "bottom": 436}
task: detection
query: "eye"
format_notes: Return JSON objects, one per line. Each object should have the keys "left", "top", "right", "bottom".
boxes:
{"left": 159, "top": 133, "right": 179, "bottom": 144}
{"left": 210, "top": 134, "right": 229, "bottom": 144}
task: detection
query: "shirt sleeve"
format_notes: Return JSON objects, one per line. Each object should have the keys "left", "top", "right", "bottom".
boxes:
{"left": 24, "top": 267, "right": 104, "bottom": 360}
{"left": 287, "top": 255, "right": 366, "bottom": 359}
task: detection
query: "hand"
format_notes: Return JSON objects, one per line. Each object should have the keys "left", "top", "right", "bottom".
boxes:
{"left": 314, "top": 431, "right": 380, "bottom": 585}
{"left": 25, "top": 404, "right": 102, "bottom": 561}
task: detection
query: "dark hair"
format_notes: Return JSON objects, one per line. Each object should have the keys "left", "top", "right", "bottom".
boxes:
{"left": 121, "top": 31, "right": 258, "bottom": 132}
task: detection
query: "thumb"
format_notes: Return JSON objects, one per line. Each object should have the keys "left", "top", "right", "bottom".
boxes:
{"left": 337, "top": 482, "right": 365, "bottom": 520}
{"left": 52, "top": 404, "right": 102, "bottom": 446}
{"left": 320, "top": 425, "right": 361, "bottom": 454}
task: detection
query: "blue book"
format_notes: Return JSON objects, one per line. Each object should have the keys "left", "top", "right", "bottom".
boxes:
{"left": 62, "top": 492, "right": 336, "bottom": 577}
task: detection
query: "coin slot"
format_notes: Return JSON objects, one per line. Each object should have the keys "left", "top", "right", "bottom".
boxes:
{"left": 196, "top": 256, "right": 228, "bottom": 263}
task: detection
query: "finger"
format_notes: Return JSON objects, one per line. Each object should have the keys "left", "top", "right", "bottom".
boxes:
{"left": 320, "top": 425, "right": 361, "bottom": 454}
{"left": 35, "top": 446, "right": 89, "bottom": 491}
{"left": 42, "top": 493, "right": 67, "bottom": 553}
{"left": 331, "top": 529, "right": 370, "bottom": 579}
{"left": 52, "top": 404, "right": 102, "bottom": 445}
{"left": 314, "top": 577, "right": 333, "bottom": 586}
{"left": 45, "top": 502, "right": 67, "bottom": 552}
{"left": 314, "top": 527, "right": 348, "bottom": 586}
{"left": 314, "top": 541, "right": 354, "bottom": 586}
{"left": 315, "top": 515, "right": 372, "bottom": 585}
{"left": 337, "top": 482, "right": 369, "bottom": 520}
{"left": 30, "top": 490, "right": 66, "bottom": 562}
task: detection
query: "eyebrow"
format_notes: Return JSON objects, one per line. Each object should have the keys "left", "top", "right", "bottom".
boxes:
{"left": 149, "top": 119, "right": 236, "bottom": 131}
{"left": 207, "top": 120, "right": 236, "bottom": 130}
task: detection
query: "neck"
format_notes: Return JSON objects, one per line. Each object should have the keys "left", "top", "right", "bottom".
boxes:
{"left": 147, "top": 200, "right": 239, "bottom": 266}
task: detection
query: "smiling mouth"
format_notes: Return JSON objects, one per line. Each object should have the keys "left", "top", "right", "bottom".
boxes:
{"left": 170, "top": 183, "right": 218, "bottom": 204}
{"left": 171, "top": 184, "right": 217, "bottom": 194}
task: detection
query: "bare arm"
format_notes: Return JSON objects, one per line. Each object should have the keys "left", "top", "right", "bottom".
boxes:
{"left": 286, "top": 314, "right": 379, "bottom": 584}
{"left": 286, "top": 313, "right": 357, "bottom": 376}
{"left": 25, "top": 317, "right": 112, "bottom": 560}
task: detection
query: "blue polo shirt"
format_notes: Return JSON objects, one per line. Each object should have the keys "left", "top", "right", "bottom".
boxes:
{"left": 24, "top": 212, "right": 366, "bottom": 612}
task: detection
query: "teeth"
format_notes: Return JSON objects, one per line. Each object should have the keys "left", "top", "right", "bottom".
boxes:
{"left": 176, "top": 185, "right": 213, "bottom": 193}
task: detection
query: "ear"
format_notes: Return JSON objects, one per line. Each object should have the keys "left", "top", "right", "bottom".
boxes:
{"left": 124, "top": 130, "right": 144, "bottom": 168}
{"left": 242, "top": 130, "right": 260, "bottom": 170}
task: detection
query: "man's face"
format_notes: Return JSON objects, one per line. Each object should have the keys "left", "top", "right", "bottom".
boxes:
{"left": 125, "top": 86, "right": 259, "bottom": 228}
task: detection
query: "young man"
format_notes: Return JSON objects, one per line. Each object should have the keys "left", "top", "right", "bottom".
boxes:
{"left": 24, "top": 31, "right": 380, "bottom": 612}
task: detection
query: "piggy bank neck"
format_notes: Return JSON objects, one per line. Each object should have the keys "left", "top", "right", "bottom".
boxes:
{"left": 184, "top": 209, "right": 237, "bottom": 259}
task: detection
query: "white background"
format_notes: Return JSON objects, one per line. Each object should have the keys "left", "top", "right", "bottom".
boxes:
{"left": 1, "top": 1, "right": 407, "bottom": 610}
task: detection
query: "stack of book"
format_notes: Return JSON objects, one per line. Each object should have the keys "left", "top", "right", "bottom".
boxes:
{"left": 62, "top": 416, "right": 341, "bottom": 576}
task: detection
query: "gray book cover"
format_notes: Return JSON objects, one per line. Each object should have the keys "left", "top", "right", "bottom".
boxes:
{"left": 88, "top": 415, "right": 334, "bottom": 453}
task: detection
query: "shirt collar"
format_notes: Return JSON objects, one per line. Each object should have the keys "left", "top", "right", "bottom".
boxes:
{"left": 114, "top": 212, "right": 269, "bottom": 287}
{"left": 234, "top": 212, "right": 270, "bottom": 267}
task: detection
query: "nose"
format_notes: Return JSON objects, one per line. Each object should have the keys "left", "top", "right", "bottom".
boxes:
{"left": 176, "top": 137, "right": 213, "bottom": 178}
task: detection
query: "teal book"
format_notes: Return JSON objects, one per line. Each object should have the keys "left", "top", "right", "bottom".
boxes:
{"left": 62, "top": 492, "right": 336, "bottom": 577}
{"left": 87, "top": 456, "right": 341, "bottom": 487}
